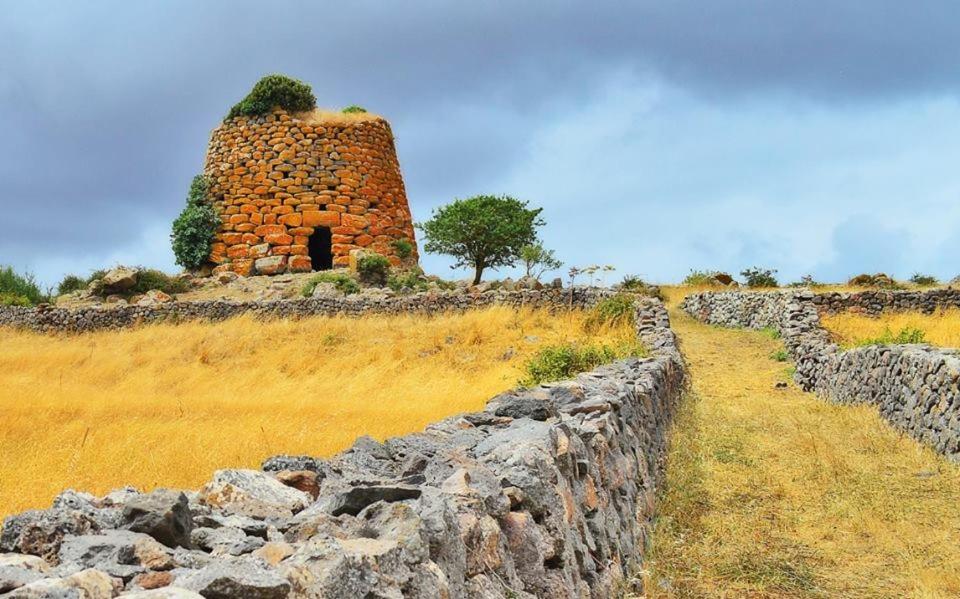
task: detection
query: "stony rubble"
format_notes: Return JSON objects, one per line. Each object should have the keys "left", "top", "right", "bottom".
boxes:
{"left": 682, "top": 289, "right": 960, "bottom": 462}
{"left": 0, "top": 298, "right": 683, "bottom": 597}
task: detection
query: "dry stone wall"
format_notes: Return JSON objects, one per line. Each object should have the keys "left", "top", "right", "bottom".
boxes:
{"left": 811, "top": 288, "right": 960, "bottom": 316}
{"left": 681, "top": 289, "right": 960, "bottom": 462}
{"left": 1, "top": 288, "right": 609, "bottom": 335}
{"left": 0, "top": 298, "right": 685, "bottom": 598}
{"left": 205, "top": 109, "right": 417, "bottom": 276}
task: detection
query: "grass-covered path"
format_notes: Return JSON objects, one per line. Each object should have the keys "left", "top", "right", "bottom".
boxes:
{"left": 644, "top": 303, "right": 960, "bottom": 598}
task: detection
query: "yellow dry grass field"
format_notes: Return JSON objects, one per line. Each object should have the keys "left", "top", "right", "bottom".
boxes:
{"left": 823, "top": 309, "right": 960, "bottom": 349}
{"left": 0, "top": 307, "right": 635, "bottom": 517}
{"left": 645, "top": 292, "right": 960, "bottom": 598}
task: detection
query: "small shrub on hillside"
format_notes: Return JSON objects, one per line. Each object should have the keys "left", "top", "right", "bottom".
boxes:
{"left": 171, "top": 175, "right": 219, "bottom": 270}
{"left": 585, "top": 294, "right": 635, "bottom": 331}
{"left": 520, "top": 340, "right": 647, "bottom": 386}
{"left": 56, "top": 274, "right": 89, "bottom": 295}
{"left": 683, "top": 270, "right": 730, "bottom": 286}
{"left": 356, "top": 253, "right": 391, "bottom": 285}
{"left": 858, "top": 326, "right": 926, "bottom": 346}
{"left": 342, "top": 105, "right": 368, "bottom": 114}
{"left": 770, "top": 349, "right": 789, "bottom": 362}
{"left": 0, "top": 292, "right": 31, "bottom": 307}
{"left": 388, "top": 270, "right": 429, "bottom": 294}
{"left": 909, "top": 273, "right": 938, "bottom": 286}
{"left": 759, "top": 327, "right": 782, "bottom": 340}
{"left": 431, "top": 277, "right": 458, "bottom": 291}
{"left": 740, "top": 267, "right": 779, "bottom": 288}
{"left": 520, "top": 243, "right": 563, "bottom": 281}
{"left": 0, "top": 265, "right": 46, "bottom": 305}
{"left": 131, "top": 269, "right": 190, "bottom": 295}
{"left": 227, "top": 74, "right": 317, "bottom": 120}
{"left": 788, "top": 274, "right": 823, "bottom": 288}
{"left": 847, "top": 273, "right": 903, "bottom": 290}
{"left": 619, "top": 275, "right": 664, "bottom": 300}
{"left": 391, "top": 239, "right": 415, "bottom": 262}
{"left": 302, "top": 272, "right": 360, "bottom": 296}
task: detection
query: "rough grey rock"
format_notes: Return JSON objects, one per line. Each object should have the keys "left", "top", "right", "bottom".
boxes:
{"left": 190, "top": 527, "right": 264, "bottom": 556}
{"left": 0, "top": 565, "right": 47, "bottom": 593}
{"left": 0, "top": 509, "right": 101, "bottom": 562}
{"left": 260, "top": 455, "right": 325, "bottom": 474}
{"left": 57, "top": 530, "right": 173, "bottom": 581}
{"left": 121, "top": 490, "right": 193, "bottom": 548}
{"left": 319, "top": 484, "right": 422, "bottom": 517}
{"left": 3, "top": 568, "right": 117, "bottom": 598}
{"left": 176, "top": 563, "right": 290, "bottom": 599}
{"left": 101, "top": 267, "right": 139, "bottom": 293}
{"left": 487, "top": 390, "right": 559, "bottom": 421}
{"left": 120, "top": 588, "right": 204, "bottom": 598}
{"left": 198, "top": 470, "right": 311, "bottom": 520}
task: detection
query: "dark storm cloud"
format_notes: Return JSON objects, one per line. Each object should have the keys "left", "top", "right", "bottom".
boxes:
{"left": 1, "top": 0, "right": 959, "bottom": 282}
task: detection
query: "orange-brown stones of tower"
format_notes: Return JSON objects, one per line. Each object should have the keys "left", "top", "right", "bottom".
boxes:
{"left": 203, "top": 109, "right": 418, "bottom": 276}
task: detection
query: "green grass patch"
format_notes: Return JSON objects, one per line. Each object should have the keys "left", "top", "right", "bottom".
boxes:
{"left": 302, "top": 272, "right": 361, "bottom": 296}
{"left": 519, "top": 339, "right": 646, "bottom": 386}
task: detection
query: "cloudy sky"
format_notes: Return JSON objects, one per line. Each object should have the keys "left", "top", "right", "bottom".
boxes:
{"left": 3, "top": 1, "right": 959, "bottom": 286}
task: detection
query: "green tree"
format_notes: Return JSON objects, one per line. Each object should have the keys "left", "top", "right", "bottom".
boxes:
{"left": 417, "top": 195, "right": 545, "bottom": 284}
{"left": 520, "top": 243, "right": 563, "bottom": 280}
{"left": 171, "top": 175, "right": 220, "bottom": 270}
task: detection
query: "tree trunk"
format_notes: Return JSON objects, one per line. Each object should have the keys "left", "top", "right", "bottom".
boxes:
{"left": 473, "top": 264, "right": 484, "bottom": 285}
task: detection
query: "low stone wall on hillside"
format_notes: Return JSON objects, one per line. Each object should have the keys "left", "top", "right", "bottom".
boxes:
{"left": 811, "top": 288, "right": 960, "bottom": 316}
{"left": 681, "top": 290, "right": 960, "bottom": 462}
{"left": 0, "top": 298, "right": 686, "bottom": 598}
{"left": 0, "top": 288, "right": 609, "bottom": 335}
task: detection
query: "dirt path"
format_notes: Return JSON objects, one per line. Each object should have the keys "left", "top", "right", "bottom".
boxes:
{"left": 644, "top": 304, "right": 960, "bottom": 598}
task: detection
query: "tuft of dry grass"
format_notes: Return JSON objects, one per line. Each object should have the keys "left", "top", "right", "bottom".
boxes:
{"left": 295, "top": 108, "right": 384, "bottom": 126}
{"left": 822, "top": 309, "right": 960, "bottom": 349}
{"left": 0, "top": 307, "right": 635, "bottom": 517}
{"left": 644, "top": 300, "right": 960, "bottom": 598}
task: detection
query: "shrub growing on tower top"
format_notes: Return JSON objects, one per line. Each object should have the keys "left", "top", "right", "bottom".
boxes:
{"left": 226, "top": 74, "right": 317, "bottom": 120}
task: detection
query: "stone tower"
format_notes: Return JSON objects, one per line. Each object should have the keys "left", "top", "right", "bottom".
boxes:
{"left": 204, "top": 109, "right": 417, "bottom": 276}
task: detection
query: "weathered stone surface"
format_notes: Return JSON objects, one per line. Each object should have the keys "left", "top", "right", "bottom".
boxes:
{"left": 131, "top": 570, "right": 175, "bottom": 590}
{"left": 101, "top": 267, "right": 138, "bottom": 292}
{"left": 0, "top": 565, "right": 46, "bottom": 593}
{"left": 4, "top": 568, "right": 118, "bottom": 599}
{"left": 273, "top": 471, "right": 320, "bottom": 500}
{"left": 121, "top": 587, "right": 203, "bottom": 599}
{"left": 319, "top": 484, "right": 422, "bottom": 517}
{"left": 198, "top": 470, "right": 311, "bottom": 519}
{"left": 0, "top": 509, "right": 101, "bottom": 562}
{"left": 122, "top": 587, "right": 203, "bottom": 598}
{"left": 176, "top": 562, "right": 290, "bottom": 599}
{"left": 136, "top": 290, "right": 173, "bottom": 306}
{"left": 261, "top": 455, "right": 325, "bottom": 474}
{"left": 121, "top": 490, "right": 192, "bottom": 548}
{"left": 190, "top": 527, "right": 263, "bottom": 556}
{"left": 58, "top": 530, "right": 173, "bottom": 580}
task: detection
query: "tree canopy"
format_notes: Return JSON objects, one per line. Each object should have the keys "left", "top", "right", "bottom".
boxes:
{"left": 417, "top": 195, "right": 544, "bottom": 284}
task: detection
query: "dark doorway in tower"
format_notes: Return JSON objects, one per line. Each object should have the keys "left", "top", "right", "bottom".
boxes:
{"left": 308, "top": 227, "right": 333, "bottom": 271}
